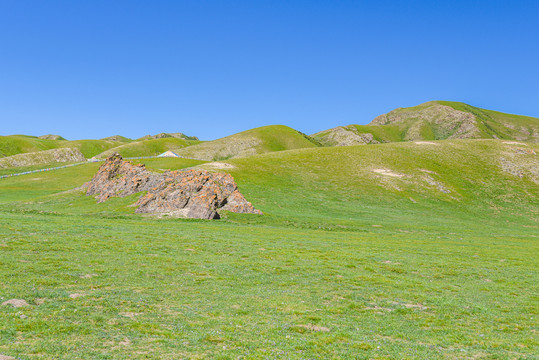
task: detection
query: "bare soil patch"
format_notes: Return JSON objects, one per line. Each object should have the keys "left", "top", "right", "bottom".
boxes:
{"left": 202, "top": 162, "right": 236, "bottom": 169}
{"left": 2, "top": 299, "right": 29, "bottom": 308}
{"left": 372, "top": 169, "right": 405, "bottom": 177}
{"left": 414, "top": 141, "right": 438, "bottom": 145}
{"left": 503, "top": 141, "right": 528, "bottom": 146}
{"left": 295, "top": 324, "right": 330, "bottom": 332}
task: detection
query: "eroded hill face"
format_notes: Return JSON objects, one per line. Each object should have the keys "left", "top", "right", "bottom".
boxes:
{"left": 0, "top": 148, "right": 85, "bottom": 168}
{"left": 370, "top": 102, "right": 480, "bottom": 140}
{"left": 313, "top": 101, "right": 539, "bottom": 146}
{"left": 85, "top": 153, "right": 262, "bottom": 219}
{"left": 311, "top": 126, "right": 380, "bottom": 146}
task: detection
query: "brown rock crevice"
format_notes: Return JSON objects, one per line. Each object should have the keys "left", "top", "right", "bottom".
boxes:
{"left": 85, "top": 153, "right": 262, "bottom": 219}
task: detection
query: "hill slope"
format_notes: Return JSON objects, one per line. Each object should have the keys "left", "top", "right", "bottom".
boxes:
{"left": 174, "top": 125, "right": 319, "bottom": 161}
{"left": 0, "top": 148, "right": 85, "bottom": 169}
{"left": 205, "top": 139, "right": 538, "bottom": 225}
{"left": 313, "top": 101, "right": 539, "bottom": 146}
{"left": 137, "top": 132, "right": 199, "bottom": 141}
{"left": 93, "top": 137, "right": 201, "bottom": 159}
{"left": 0, "top": 135, "right": 129, "bottom": 159}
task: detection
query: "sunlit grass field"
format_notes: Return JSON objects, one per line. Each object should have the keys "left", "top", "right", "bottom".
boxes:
{"left": 0, "top": 140, "right": 537, "bottom": 359}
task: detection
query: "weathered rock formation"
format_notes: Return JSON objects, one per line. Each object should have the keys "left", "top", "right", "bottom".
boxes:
{"left": 0, "top": 148, "right": 85, "bottom": 168}
{"left": 85, "top": 153, "right": 262, "bottom": 219}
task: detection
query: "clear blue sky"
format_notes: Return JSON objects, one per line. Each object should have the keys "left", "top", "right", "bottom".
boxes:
{"left": 1, "top": 0, "right": 538, "bottom": 140}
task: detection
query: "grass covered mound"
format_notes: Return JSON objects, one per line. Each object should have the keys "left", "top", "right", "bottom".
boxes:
{"left": 174, "top": 125, "right": 320, "bottom": 161}
{"left": 93, "top": 137, "right": 201, "bottom": 159}
{"left": 0, "top": 135, "right": 133, "bottom": 159}
{"left": 0, "top": 139, "right": 537, "bottom": 359}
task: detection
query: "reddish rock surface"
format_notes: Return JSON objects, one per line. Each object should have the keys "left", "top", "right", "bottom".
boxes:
{"left": 85, "top": 153, "right": 262, "bottom": 219}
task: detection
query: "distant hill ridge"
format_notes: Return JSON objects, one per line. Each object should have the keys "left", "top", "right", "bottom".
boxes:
{"left": 0, "top": 148, "right": 85, "bottom": 168}
{"left": 1, "top": 101, "right": 537, "bottom": 167}
{"left": 138, "top": 133, "right": 199, "bottom": 141}
{"left": 173, "top": 125, "right": 319, "bottom": 161}
{"left": 313, "top": 101, "right": 539, "bottom": 146}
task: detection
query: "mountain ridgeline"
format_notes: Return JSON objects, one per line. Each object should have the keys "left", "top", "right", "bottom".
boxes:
{"left": 0, "top": 101, "right": 537, "bottom": 168}
{"left": 312, "top": 101, "right": 538, "bottom": 146}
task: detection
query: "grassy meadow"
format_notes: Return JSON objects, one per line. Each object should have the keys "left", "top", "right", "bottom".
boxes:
{"left": 0, "top": 140, "right": 537, "bottom": 359}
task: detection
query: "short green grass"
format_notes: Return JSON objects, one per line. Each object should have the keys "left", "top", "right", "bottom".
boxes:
{"left": 0, "top": 140, "right": 537, "bottom": 359}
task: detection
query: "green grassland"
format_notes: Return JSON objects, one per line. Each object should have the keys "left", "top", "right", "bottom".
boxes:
{"left": 0, "top": 140, "right": 537, "bottom": 359}
{"left": 174, "top": 125, "right": 319, "bottom": 161}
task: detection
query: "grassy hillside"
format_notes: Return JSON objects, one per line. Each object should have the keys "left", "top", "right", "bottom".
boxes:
{"left": 0, "top": 135, "right": 200, "bottom": 162}
{"left": 218, "top": 139, "right": 538, "bottom": 228}
{"left": 312, "top": 124, "right": 403, "bottom": 146}
{"left": 175, "top": 125, "right": 319, "bottom": 161}
{"left": 101, "top": 135, "right": 133, "bottom": 143}
{"left": 93, "top": 137, "right": 201, "bottom": 159}
{"left": 58, "top": 140, "right": 126, "bottom": 158}
{"left": 0, "top": 148, "right": 85, "bottom": 169}
{"left": 0, "top": 140, "right": 537, "bottom": 358}
{"left": 0, "top": 135, "right": 58, "bottom": 157}
{"left": 437, "top": 101, "right": 539, "bottom": 141}
{"left": 314, "top": 101, "right": 539, "bottom": 146}
{"left": 0, "top": 136, "right": 128, "bottom": 159}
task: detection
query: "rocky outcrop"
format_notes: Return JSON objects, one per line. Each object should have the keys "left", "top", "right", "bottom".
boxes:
{"left": 85, "top": 154, "right": 262, "bottom": 219}
{"left": 312, "top": 126, "right": 380, "bottom": 146}
{"left": 85, "top": 153, "right": 160, "bottom": 202}
{"left": 0, "top": 148, "right": 85, "bottom": 168}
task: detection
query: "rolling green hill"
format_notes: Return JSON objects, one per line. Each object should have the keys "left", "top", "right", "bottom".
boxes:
{"left": 93, "top": 137, "right": 201, "bottom": 159}
{"left": 0, "top": 135, "right": 59, "bottom": 157}
{"left": 0, "top": 135, "right": 199, "bottom": 162}
{"left": 174, "top": 125, "right": 320, "bottom": 161}
{"left": 137, "top": 132, "right": 199, "bottom": 141}
{"left": 0, "top": 135, "right": 129, "bottom": 159}
{"left": 100, "top": 135, "right": 133, "bottom": 143}
{"left": 38, "top": 134, "right": 66, "bottom": 140}
{"left": 214, "top": 139, "right": 538, "bottom": 226}
{"left": 313, "top": 101, "right": 539, "bottom": 146}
